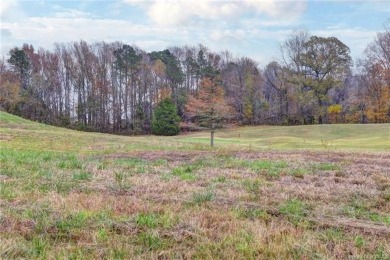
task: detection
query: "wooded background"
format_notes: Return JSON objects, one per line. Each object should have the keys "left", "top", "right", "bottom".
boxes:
{"left": 1, "top": 26, "right": 389, "bottom": 134}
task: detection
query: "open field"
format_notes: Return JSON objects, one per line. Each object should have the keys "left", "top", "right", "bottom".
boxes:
{"left": 1, "top": 111, "right": 390, "bottom": 259}
{"left": 178, "top": 124, "right": 390, "bottom": 150}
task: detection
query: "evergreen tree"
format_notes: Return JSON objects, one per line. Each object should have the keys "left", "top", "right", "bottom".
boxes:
{"left": 152, "top": 98, "right": 180, "bottom": 136}
{"left": 8, "top": 48, "right": 30, "bottom": 91}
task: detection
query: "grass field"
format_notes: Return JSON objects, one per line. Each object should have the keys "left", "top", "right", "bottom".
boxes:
{"left": 178, "top": 123, "right": 390, "bottom": 150}
{"left": 1, "top": 111, "right": 390, "bottom": 259}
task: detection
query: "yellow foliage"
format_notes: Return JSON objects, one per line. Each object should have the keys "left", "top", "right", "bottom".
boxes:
{"left": 365, "top": 86, "right": 390, "bottom": 123}
{"left": 327, "top": 104, "right": 342, "bottom": 114}
{"left": 327, "top": 104, "right": 342, "bottom": 123}
{"left": 0, "top": 81, "right": 20, "bottom": 110}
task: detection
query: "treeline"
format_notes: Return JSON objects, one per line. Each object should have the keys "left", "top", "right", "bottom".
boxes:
{"left": 0, "top": 27, "right": 389, "bottom": 134}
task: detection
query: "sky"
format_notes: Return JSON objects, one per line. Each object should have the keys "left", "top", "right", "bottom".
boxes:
{"left": 0, "top": 0, "right": 389, "bottom": 67}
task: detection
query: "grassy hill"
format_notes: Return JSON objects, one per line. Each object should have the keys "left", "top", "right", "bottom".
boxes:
{"left": 1, "top": 112, "right": 389, "bottom": 259}
{"left": 1, "top": 111, "right": 389, "bottom": 152}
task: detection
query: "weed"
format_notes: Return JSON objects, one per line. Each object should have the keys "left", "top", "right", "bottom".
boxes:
{"left": 242, "top": 179, "right": 263, "bottom": 199}
{"left": 72, "top": 171, "right": 92, "bottom": 181}
{"left": 172, "top": 165, "right": 197, "bottom": 181}
{"left": 113, "top": 172, "right": 131, "bottom": 191}
{"left": 234, "top": 207, "right": 270, "bottom": 222}
{"left": 54, "top": 180, "right": 75, "bottom": 194}
{"left": 111, "top": 248, "right": 127, "bottom": 259}
{"left": 235, "top": 231, "right": 256, "bottom": 257}
{"left": 0, "top": 181, "right": 17, "bottom": 200}
{"left": 96, "top": 228, "right": 109, "bottom": 242}
{"left": 160, "top": 173, "right": 173, "bottom": 181}
{"left": 343, "top": 199, "right": 390, "bottom": 225}
{"left": 134, "top": 212, "right": 176, "bottom": 229}
{"left": 115, "top": 158, "right": 151, "bottom": 174}
{"left": 320, "top": 138, "right": 333, "bottom": 149}
{"left": 373, "top": 246, "right": 389, "bottom": 260}
{"left": 158, "top": 212, "right": 177, "bottom": 229}
{"left": 194, "top": 230, "right": 259, "bottom": 259}
{"left": 191, "top": 189, "right": 215, "bottom": 205}
{"left": 57, "top": 156, "right": 83, "bottom": 170}
{"left": 242, "top": 160, "right": 288, "bottom": 178}
{"left": 56, "top": 211, "right": 90, "bottom": 234}
{"left": 382, "top": 189, "right": 390, "bottom": 201}
{"left": 279, "top": 198, "right": 309, "bottom": 225}
{"left": 152, "top": 159, "right": 168, "bottom": 166}
{"left": 320, "top": 228, "right": 344, "bottom": 242}
{"left": 289, "top": 168, "right": 309, "bottom": 178}
{"left": 135, "top": 213, "right": 158, "bottom": 228}
{"left": 114, "top": 158, "right": 145, "bottom": 168}
{"left": 213, "top": 176, "right": 227, "bottom": 183}
{"left": 135, "top": 165, "right": 147, "bottom": 174}
{"left": 42, "top": 153, "right": 53, "bottom": 162}
{"left": 136, "top": 231, "right": 164, "bottom": 251}
{"left": 310, "top": 162, "right": 340, "bottom": 172}
{"left": 354, "top": 236, "right": 365, "bottom": 248}
{"left": 29, "top": 237, "right": 48, "bottom": 257}
{"left": 97, "top": 161, "right": 108, "bottom": 170}
{"left": 247, "top": 160, "right": 287, "bottom": 171}
{"left": 24, "top": 203, "right": 53, "bottom": 233}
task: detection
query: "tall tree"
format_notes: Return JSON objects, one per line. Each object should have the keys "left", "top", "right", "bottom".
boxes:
{"left": 300, "top": 36, "right": 352, "bottom": 123}
{"left": 185, "top": 77, "right": 233, "bottom": 147}
{"left": 114, "top": 44, "right": 142, "bottom": 130}
{"left": 8, "top": 48, "right": 30, "bottom": 91}
{"left": 149, "top": 49, "right": 184, "bottom": 111}
{"left": 264, "top": 61, "right": 291, "bottom": 123}
{"left": 280, "top": 32, "right": 352, "bottom": 124}
{"left": 357, "top": 21, "right": 390, "bottom": 123}
{"left": 0, "top": 58, "right": 20, "bottom": 111}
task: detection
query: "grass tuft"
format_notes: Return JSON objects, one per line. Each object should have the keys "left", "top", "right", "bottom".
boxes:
{"left": 190, "top": 189, "right": 215, "bottom": 205}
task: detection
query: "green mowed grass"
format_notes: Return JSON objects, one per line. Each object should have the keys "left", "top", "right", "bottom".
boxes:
{"left": 177, "top": 124, "right": 390, "bottom": 150}
{"left": 1, "top": 111, "right": 389, "bottom": 152}
{"left": 1, "top": 111, "right": 390, "bottom": 259}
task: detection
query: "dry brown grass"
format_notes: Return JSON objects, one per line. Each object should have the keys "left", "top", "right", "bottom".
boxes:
{"left": 2, "top": 112, "right": 390, "bottom": 258}
{"left": 1, "top": 142, "right": 390, "bottom": 258}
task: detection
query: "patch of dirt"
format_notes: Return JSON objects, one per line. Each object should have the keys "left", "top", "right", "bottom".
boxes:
{"left": 0, "top": 174, "right": 10, "bottom": 180}
{"left": 95, "top": 151, "right": 209, "bottom": 163}
{"left": 0, "top": 134, "right": 13, "bottom": 141}
{"left": 309, "top": 216, "right": 390, "bottom": 237}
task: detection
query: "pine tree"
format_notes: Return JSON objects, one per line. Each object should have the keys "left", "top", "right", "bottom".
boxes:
{"left": 152, "top": 98, "right": 180, "bottom": 136}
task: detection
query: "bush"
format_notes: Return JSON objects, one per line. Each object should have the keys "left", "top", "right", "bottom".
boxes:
{"left": 152, "top": 98, "right": 180, "bottom": 136}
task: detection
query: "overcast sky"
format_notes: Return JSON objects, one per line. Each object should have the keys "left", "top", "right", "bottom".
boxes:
{"left": 1, "top": 0, "right": 389, "bottom": 67}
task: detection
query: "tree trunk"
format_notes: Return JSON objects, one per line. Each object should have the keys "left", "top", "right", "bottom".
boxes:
{"left": 210, "top": 130, "right": 214, "bottom": 147}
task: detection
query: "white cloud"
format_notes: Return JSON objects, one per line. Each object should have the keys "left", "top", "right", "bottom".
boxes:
{"left": 245, "top": 0, "right": 306, "bottom": 18}
{"left": 148, "top": 1, "right": 189, "bottom": 26}
{"left": 0, "top": 0, "right": 17, "bottom": 16}
{"left": 145, "top": 1, "right": 224, "bottom": 26}
{"left": 133, "top": 40, "right": 171, "bottom": 50}
{"left": 210, "top": 29, "right": 246, "bottom": 42}
{"left": 53, "top": 9, "right": 95, "bottom": 19}
{"left": 0, "top": 16, "right": 190, "bottom": 56}
{"left": 125, "top": 0, "right": 307, "bottom": 26}
{"left": 0, "top": 0, "right": 26, "bottom": 22}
